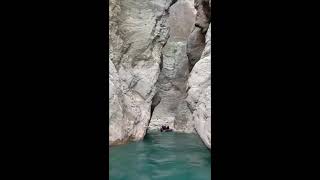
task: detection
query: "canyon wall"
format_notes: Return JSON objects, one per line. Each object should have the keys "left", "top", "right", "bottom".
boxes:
{"left": 109, "top": 0, "right": 177, "bottom": 145}
{"left": 147, "top": 0, "right": 196, "bottom": 133}
{"left": 109, "top": 0, "right": 212, "bottom": 149}
{"left": 186, "top": 0, "right": 212, "bottom": 149}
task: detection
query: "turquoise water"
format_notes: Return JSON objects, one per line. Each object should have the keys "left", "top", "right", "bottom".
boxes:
{"left": 109, "top": 132, "right": 211, "bottom": 180}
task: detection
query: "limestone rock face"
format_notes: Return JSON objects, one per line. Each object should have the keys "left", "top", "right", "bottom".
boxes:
{"left": 187, "top": 24, "right": 211, "bottom": 149}
{"left": 109, "top": 0, "right": 212, "bottom": 147}
{"left": 148, "top": 41, "right": 194, "bottom": 132}
{"left": 186, "top": 0, "right": 212, "bottom": 149}
{"left": 147, "top": 0, "right": 196, "bottom": 133}
{"left": 109, "top": 0, "right": 177, "bottom": 145}
{"left": 187, "top": 0, "right": 211, "bottom": 69}
{"left": 167, "top": 0, "right": 196, "bottom": 41}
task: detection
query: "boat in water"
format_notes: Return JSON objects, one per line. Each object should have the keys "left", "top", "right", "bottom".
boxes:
{"left": 160, "top": 126, "right": 173, "bottom": 132}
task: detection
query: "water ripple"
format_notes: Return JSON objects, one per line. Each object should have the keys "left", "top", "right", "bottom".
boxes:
{"left": 110, "top": 132, "right": 211, "bottom": 180}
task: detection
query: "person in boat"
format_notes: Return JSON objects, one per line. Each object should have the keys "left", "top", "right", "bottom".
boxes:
{"left": 160, "top": 125, "right": 173, "bottom": 132}
{"left": 165, "top": 126, "right": 172, "bottom": 132}
{"left": 160, "top": 125, "right": 166, "bottom": 132}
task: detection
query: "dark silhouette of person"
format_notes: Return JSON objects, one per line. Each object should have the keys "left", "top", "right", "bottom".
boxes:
{"left": 160, "top": 125, "right": 172, "bottom": 132}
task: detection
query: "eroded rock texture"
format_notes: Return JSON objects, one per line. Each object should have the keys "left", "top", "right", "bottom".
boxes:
{"left": 187, "top": 0, "right": 211, "bottom": 69}
{"left": 186, "top": 0, "right": 212, "bottom": 149}
{"left": 109, "top": 0, "right": 212, "bottom": 148}
{"left": 109, "top": 0, "right": 177, "bottom": 145}
{"left": 148, "top": 0, "right": 196, "bottom": 133}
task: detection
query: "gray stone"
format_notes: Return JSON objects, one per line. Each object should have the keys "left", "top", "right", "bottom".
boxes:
{"left": 109, "top": 0, "right": 212, "bottom": 148}
{"left": 186, "top": 0, "right": 211, "bottom": 69}
{"left": 109, "top": 0, "right": 177, "bottom": 145}
{"left": 186, "top": 23, "right": 212, "bottom": 149}
{"left": 147, "top": 0, "right": 196, "bottom": 133}
{"left": 186, "top": 0, "right": 212, "bottom": 149}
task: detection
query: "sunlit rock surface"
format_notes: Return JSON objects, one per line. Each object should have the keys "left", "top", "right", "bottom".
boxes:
{"left": 186, "top": 0, "right": 212, "bottom": 149}
{"left": 109, "top": 0, "right": 177, "bottom": 145}
{"left": 148, "top": 0, "right": 196, "bottom": 133}
{"left": 109, "top": 0, "right": 212, "bottom": 148}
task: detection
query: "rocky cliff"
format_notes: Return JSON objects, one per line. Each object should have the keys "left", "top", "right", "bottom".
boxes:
{"left": 109, "top": 0, "right": 212, "bottom": 148}
{"left": 109, "top": 0, "right": 177, "bottom": 145}
{"left": 147, "top": 0, "right": 196, "bottom": 133}
{"left": 186, "top": 0, "right": 212, "bottom": 149}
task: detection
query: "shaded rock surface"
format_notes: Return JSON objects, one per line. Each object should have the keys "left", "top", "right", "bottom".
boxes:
{"left": 186, "top": 0, "right": 212, "bottom": 149}
{"left": 148, "top": 41, "right": 194, "bottom": 132}
{"left": 109, "top": 0, "right": 212, "bottom": 147}
{"left": 148, "top": 0, "right": 196, "bottom": 133}
{"left": 187, "top": 0, "right": 211, "bottom": 69}
{"left": 109, "top": 0, "right": 177, "bottom": 145}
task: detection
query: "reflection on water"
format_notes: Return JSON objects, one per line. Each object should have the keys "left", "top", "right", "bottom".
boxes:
{"left": 109, "top": 132, "right": 211, "bottom": 180}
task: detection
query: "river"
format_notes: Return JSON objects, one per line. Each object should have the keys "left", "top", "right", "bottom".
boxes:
{"left": 109, "top": 132, "right": 211, "bottom": 180}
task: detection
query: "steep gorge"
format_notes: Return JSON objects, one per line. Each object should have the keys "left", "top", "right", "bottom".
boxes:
{"left": 186, "top": 0, "right": 212, "bottom": 149}
{"left": 147, "top": 0, "right": 196, "bottom": 133}
{"left": 109, "top": 0, "right": 212, "bottom": 149}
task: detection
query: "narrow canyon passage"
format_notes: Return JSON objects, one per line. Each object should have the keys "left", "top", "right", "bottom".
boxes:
{"left": 147, "top": 0, "right": 196, "bottom": 133}
{"left": 109, "top": 0, "right": 211, "bottom": 148}
{"left": 109, "top": 0, "right": 212, "bottom": 179}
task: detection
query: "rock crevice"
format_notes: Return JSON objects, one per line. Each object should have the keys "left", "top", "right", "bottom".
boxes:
{"left": 186, "top": 0, "right": 212, "bottom": 149}
{"left": 109, "top": 0, "right": 178, "bottom": 145}
{"left": 109, "top": 0, "right": 212, "bottom": 149}
{"left": 147, "top": 0, "right": 196, "bottom": 133}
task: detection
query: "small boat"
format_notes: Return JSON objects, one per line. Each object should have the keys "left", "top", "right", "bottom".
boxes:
{"left": 160, "top": 126, "right": 173, "bottom": 132}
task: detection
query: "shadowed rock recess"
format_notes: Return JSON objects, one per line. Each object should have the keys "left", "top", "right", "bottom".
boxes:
{"left": 109, "top": 0, "right": 212, "bottom": 149}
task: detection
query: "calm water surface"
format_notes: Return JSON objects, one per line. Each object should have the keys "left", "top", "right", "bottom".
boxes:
{"left": 109, "top": 132, "right": 211, "bottom": 180}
